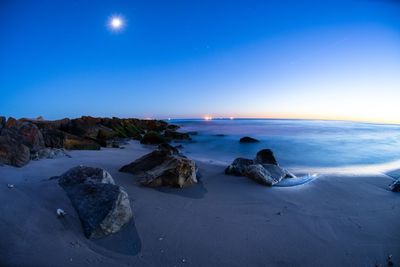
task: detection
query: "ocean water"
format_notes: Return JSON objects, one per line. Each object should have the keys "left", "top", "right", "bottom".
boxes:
{"left": 170, "top": 119, "right": 400, "bottom": 169}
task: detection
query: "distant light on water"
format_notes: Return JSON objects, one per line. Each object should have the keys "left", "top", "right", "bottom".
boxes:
{"left": 204, "top": 116, "right": 213, "bottom": 121}
{"left": 229, "top": 117, "right": 234, "bottom": 120}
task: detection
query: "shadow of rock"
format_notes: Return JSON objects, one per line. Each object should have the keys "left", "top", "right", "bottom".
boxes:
{"left": 149, "top": 178, "right": 208, "bottom": 199}
{"left": 91, "top": 219, "right": 141, "bottom": 256}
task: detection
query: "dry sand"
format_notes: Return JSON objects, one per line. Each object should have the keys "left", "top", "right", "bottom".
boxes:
{"left": 0, "top": 141, "right": 399, "bottom": 267}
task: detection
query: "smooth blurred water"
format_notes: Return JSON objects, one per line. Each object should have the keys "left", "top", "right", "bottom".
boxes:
{"left": 170, "top": 119, "right": 400, "bottom": 168}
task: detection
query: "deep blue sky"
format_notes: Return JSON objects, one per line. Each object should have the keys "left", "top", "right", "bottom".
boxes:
{"left": 1, "top": 1, "right": 400, "bottom": 122}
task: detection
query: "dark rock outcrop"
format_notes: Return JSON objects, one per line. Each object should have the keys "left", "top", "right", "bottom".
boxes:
{"left": 140, "top": 131, "right": 166, "bottom": 145}
{"left": 163, "top": 130, "right": 192, "bottom": 141}
{"left": 224, "top": 158, "right": 254, "bottom": 176}
{"left": 239, "top": 136, "right": 259, "bottom": 143}
{"left": 57, "top": 166, "right": 132, "bottom": 239}
{"left": 255, "top": 149, "right": 278, "bottom": 165}
{"left": 0, "top": 136, "right": 30, "bottom": 167}
{"left": 64, "top": 133, "right": 101, "bottom": 150}
{"left": 42, "top": 129, "right": 66, "bottom": 148}
{"left": 16, "top": 122, "right": 45, "bottom": 153}
{"left": 389, "top": 180, "right": 400, "bottom": 192}
{"left": 1, "top": 121, "right": 45, "bottom": 153}
{"left": 0, "top": 116, "right": 6, "bottom": 131}
{"left": 158, "top": 143, "right": 180, "bottom": 155}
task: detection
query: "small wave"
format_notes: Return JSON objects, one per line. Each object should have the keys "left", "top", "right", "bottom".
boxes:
{"left": 275, "top": 174, "right": 317, "bottom": 187}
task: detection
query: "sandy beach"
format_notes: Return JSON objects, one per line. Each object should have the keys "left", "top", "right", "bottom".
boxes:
{"left": 1, "top": 141, "right": 399, "bottom": 267}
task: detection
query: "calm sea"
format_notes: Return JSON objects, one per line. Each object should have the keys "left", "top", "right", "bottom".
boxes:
{"left": 170, "top": 119, "right": 400, "bottom": 169}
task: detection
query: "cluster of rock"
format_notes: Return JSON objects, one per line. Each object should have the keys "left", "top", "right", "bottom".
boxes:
{"left": 55, "top": 166, "right": 133, "bottom": 239}
{"left": 0, "top": 116, "right": 191, "bottom": 167}
{"left": 120, "top": 143, "right": 197, "bottom": 188}
{"left": 225, "top": 149, "right": 295, "bottom": 186}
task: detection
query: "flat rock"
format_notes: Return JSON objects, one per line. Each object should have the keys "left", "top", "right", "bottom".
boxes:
{"left": 141, "top": 156, "right": 197, "bottom": 188}
{"left": 120, "top": 149, "right": 171, "bottom": 174}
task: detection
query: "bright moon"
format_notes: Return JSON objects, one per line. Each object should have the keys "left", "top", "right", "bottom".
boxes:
{"left": 108, "top": 15, "right": 124, "bottom": 31}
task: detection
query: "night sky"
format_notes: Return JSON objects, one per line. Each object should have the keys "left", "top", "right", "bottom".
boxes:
{"left": 1, "top": 1, "right": 400, "bottom": 122}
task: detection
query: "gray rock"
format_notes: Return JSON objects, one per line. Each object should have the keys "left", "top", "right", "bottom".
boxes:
{"left": 255, "top": 149, "right": 278, "bottom": 165}
{"left": 246, "top": 164, "right": 275, "bottom": 186}
{"left": 245, "top": 164, "right": 289, "bottom": 186}
{"left": 389, "top": 179, "right": 400, "bottom": 192}
{"left": 58, "top": 166, "right": 115, "bottom": 187}
{"left": 141, "top": 156, "right": 197, "bottom": 188}
{"left": 57, "top": 166, "right": 132, "bottom": 239}
{"left": 225, "top": 158, "right": 254, "bottom": 176}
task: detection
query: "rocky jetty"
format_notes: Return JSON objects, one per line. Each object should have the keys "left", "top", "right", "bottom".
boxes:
{"left": 120, "top": 143, "right": 197, "bottom": 188}
{"left": 56, "top": 166, "right": 133, "bottom": 239}
{"left": 0, "top": 116, "right": 187, "bottom": 167}
{"left": 225, "top": 149, "right": 295, "bottom": 186}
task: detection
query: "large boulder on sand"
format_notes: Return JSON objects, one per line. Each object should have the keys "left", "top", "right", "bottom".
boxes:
{"left": 140, "top": 156, "right": 197, "bottom": 188}
{"left": 56, "top": 166, "right": 132, "bottom": 239}
{"left": 120, "top": 146, "right": 197, "bottom": 188}
{"left": 0, "top": 136, "right": 30, "bottom": 167}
